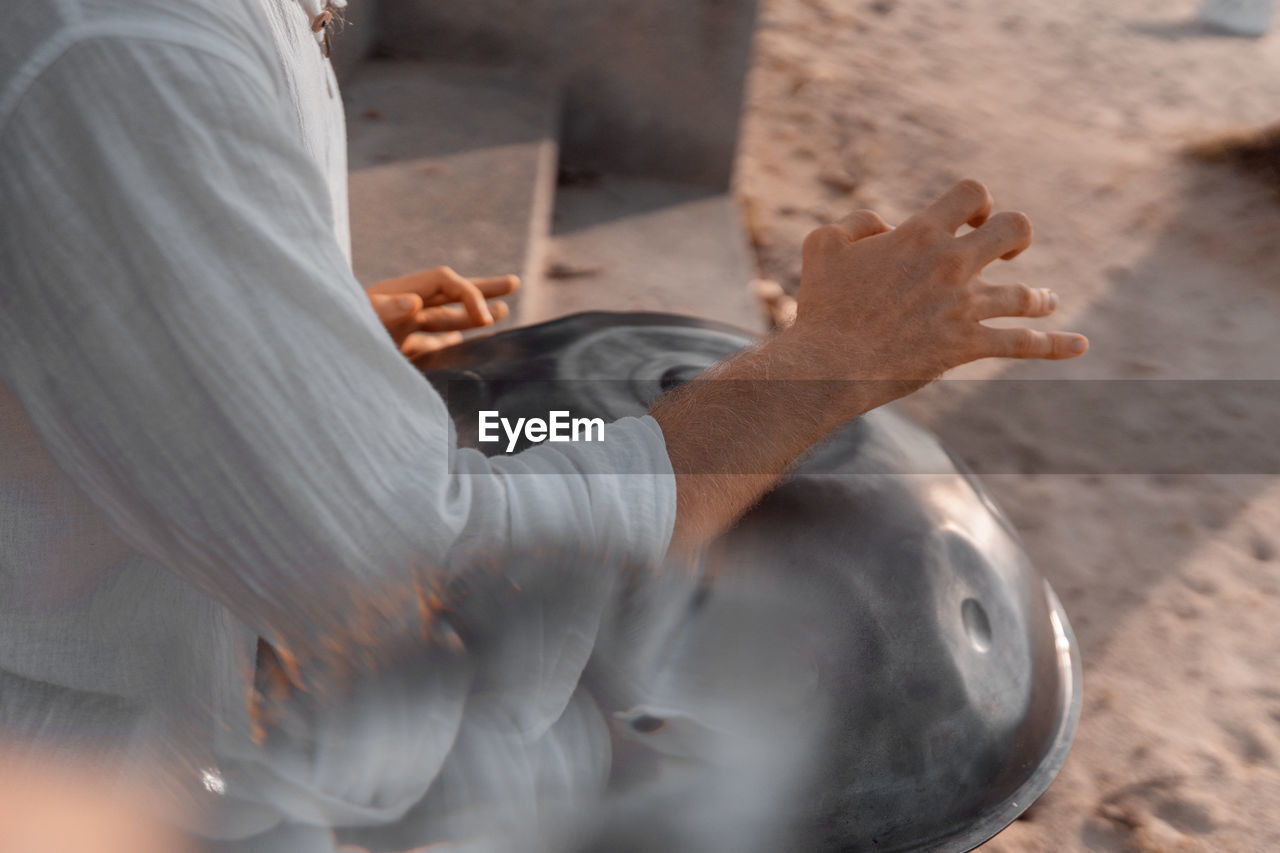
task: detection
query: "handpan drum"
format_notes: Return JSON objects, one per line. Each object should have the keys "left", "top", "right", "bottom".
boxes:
{"left": 416, "top": 312, "right": 1081, "bottom": 852}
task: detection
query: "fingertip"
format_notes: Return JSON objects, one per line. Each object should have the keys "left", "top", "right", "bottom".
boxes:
{"left": 1031, "top": 288, "right": 1058, "bottom": 317}
{"left": 1052, "top": 334, "right": 1089, "bottom": 358}
{"left": 403, "top": 331, "right": 464, "bottom": 358}
{"left": 834, "top": 209, "right": 893, "bottom": 242}
{"left": 965, "top": 181, "right": 994, "bottom": 227}
{"left": 372, "top": 292, "right": 420, "bottom": 323}
{"left": 507, "top": 274, "right": 521, "bottom": 292}
{"left": 955, "top": 178, "right": 991, "bottom": 207}
{"left": 466, "top": 295, "right": 494, "bottom": 326}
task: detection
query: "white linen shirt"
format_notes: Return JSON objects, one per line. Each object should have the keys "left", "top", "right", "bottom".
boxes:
{"left": 0, "top": 0, "right": 676, "bottom": 842}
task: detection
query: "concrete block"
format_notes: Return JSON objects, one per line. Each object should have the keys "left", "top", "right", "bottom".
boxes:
{"left": 523, "top": 176, "right": 765, "bottom": 331}
{"left": 344, "top": 62, "right": 558, "bottom": 305}
{"left": 375, "top": 0, "right": 760, "bottom": 189}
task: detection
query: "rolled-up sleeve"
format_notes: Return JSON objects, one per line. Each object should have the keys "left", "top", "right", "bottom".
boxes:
{"left": 0, "top": 36, "right": 676, "bottom": 661}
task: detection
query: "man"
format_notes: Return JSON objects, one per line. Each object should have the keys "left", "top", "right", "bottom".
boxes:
{"left": 0, "top": 0, "right": 1086, "bottom": 848}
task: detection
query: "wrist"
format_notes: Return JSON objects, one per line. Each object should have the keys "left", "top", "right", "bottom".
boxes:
{"left": 764, "top": 323, "right": 905, "bottom": 425}
{"left": 753, "top": 328, "right": 862, "bottom": 430}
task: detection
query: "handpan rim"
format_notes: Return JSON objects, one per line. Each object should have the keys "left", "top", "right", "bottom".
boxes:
{"left": 928, "top": 581, "right": 1082, "bottom": 853}
{"left": 413, "top": 310, "right": 758, "bottom": 373}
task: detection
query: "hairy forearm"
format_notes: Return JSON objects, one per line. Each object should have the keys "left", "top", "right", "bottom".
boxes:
{"left": 649, "top": 330, "right": 875, "bottom": 553}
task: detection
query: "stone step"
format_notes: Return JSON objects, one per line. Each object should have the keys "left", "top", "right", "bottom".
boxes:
{"left": 343, "top": 61, "right": 558, "bottom": 317}
{"left": 374, "top": 0, "right": 759, "bottom": 189}
{"left": 522, "top": 176, "right": 765, "bottom": 332}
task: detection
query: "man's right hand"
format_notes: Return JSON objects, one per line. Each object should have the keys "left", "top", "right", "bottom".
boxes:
{"left": 367, "top": 267, "right": 520, "bottom": 359}
{"left": 652, "top": 179, "right": 1088, "bottom": 554}
{"left": 786, "top": 179, "right": 1087, "bottom": 418}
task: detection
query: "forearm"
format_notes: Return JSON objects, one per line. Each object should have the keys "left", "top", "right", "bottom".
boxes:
{"left": 650, "top": 330, "right": 877, "bottom": 553}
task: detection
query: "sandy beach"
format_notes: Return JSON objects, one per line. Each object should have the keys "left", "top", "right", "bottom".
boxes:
{"left": 736, "top": 0, "right": 1280, "bottom": 849}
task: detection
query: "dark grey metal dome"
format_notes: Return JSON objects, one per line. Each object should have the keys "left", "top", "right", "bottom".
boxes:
{"left": 418, "top": 311, "right": 1081, "bottom": 853}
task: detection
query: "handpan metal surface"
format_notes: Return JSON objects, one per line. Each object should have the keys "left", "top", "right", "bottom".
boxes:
{"left": 416, "top": 312, "right": 1081, "bottom": 852}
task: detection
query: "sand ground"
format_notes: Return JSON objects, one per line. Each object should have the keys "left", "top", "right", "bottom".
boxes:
{"left": 736, "top": 1, "right": 1280, "bottom": 849}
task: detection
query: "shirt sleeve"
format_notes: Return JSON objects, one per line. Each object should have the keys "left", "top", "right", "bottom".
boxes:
{"left": 0, "top": 35, "right": 676, "bottom": 663}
